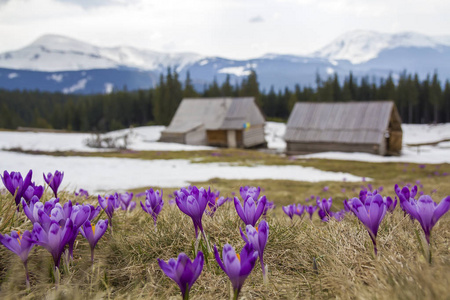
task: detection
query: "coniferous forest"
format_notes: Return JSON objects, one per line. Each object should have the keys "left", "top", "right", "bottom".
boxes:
{"left": 1, "top": 69, "right": 450, "bottom": 131}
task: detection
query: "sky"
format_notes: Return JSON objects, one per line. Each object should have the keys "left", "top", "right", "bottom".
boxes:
{"left": 0, "top": 0, "right": 449, "bottom": 59}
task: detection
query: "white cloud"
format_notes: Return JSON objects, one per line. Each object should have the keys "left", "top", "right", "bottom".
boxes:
{"left": 249, "top": 15, "right": 264, "bottom": 23}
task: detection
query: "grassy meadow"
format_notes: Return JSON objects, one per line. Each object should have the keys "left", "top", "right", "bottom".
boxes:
{"left": 1, "top": 148, "right": 450, "bottom": 299}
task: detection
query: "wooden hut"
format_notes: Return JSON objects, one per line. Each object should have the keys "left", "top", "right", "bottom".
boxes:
{"left": 284, "top": 101, "right": 402, "bottom": 155}
{"left": 159, "top": 97, "right": 266, "bottom": 148}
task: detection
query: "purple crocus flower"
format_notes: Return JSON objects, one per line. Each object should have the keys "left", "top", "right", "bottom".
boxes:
{"left": 318, "top": 209, "right": 329, "bottom": 222}
{"left": 331, "top": 210, "right": 346, "bottom": 221}
{"left": 282, "top": 204, "right": 295, "bottom": 219}
{"left": 398, "top": 194, "right": 450, "bottom": 244}
{"left": 395, "top": 184, "right": 417, "bottom": 218}
{"left": 175, "top": 186, "right": 208, "bottom": 239}
{"left": 80, "top": 219, "right": 109, "bottom": 262}
{"left": 30, "top": 218, "right": 74, "bottom": 270}
{"left": 119, "top": 192, "right": 136, "bottom": 211}
{"left": 1, "top": 170, "right": 33, "bottom": 205}
{"left": 74, "top": 188, "right": 89, "bottom": 199}
{"left": 262, "top": 200, "right": 275, "bottom": 217}
{"left": 141, "top": 188, "right": 164, "bottom": 226}
{"left": 306, "top": 205, "right": 317, "bottom": 220}
{"left": 87, "top": 204, "right": 101, "bottom": 221}
{"left": 22, "top": 196, "right": 60, "bottom": 224}
{"left": 294, "top": 204, "right": 305, "bottom": 218}
{"left": 385, "top": 196, "right": 397, "bottom": 213}
{"left": 43, "top": 170, "right": 64, "bottom": 198}
{"left": 240, "top": 186, "right": 261, "bottom": 200}
{"left": 98, "top": 194, "right": 120, "bottom": 230}
{"left": 239, "top": 220, "right": 269, "bottom": 281}
{"left": 234, "top": 193, "right": 267, "bottom": 226}
{"left": 206, "top": 189, "right": 229, "bottom": 217}
{"left": 158, "top": 251, "right": 204, "bottom": 300}
{"left": 214, "top": 243, "right": 258, "bottom": 300}
{"left": 343, "top": 199, "right": 352, "bottom": 213}
{"left": 22, "top": 196, "right": 44, "bottom": 223}
{"left": 322, "top": 186, "right": 329, "bottom": 192}
{"left": 0, "top": 230, "right": 35, "bottom": 288}
{"left": 22, "top": 182, "right": 44, "bottom": 203}
{"left": 316, "top": 197, "right": 332, "bottom": 215}
{"left": 350, "top": 194, "right": 387, "bottom": 255}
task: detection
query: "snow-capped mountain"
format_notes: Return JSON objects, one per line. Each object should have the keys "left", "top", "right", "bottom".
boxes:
{"left": 313, "top": 30, "right": 450, "bottom": 64}
{"left": 0, "top": 34, "right": 202, "bottom": 72}
{"left": 1, "top": 31, "right": 450, "bottom": 94}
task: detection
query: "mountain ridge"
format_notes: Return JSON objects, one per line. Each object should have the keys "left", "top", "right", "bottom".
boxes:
{"left": 1, "top": 30, "right": 450, "bottom": 94}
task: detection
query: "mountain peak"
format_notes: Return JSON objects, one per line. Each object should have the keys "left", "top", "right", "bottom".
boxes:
{"left": 313, "top": 30, "right": 450, "bottom": 64}
{"left": 29, "top": 34, "right": 100, "bottom": 54}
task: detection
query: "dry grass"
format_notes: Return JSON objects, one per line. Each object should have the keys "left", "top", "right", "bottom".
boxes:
{"left": 1, "top": 156, "right": 450, "bottom": 299}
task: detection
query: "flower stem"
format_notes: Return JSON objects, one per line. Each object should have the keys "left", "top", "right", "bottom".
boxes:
{"left": 24, "top": 261, "right": 30, "bottom": 290}
{"left": 91, "top": 247, "right": 95, "bottom": 264}
{"left": 201, "top": 229, "right": 212, "bottom": 253}
{"left": 54, "top": 266, "right": 60, "bottom": 287}
{"left": 232, "top": 288, "right": 240, "bottom": 300}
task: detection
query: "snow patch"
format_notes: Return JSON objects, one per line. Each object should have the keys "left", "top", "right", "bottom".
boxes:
{"left": 47, "top": 74, "right": 64, "bottom": 83}
{"left": 63, "top": 78, "right": 88, "bottom": 94}
{"left": 326, "top": 67, "right": 335, "bottom": 75}
{"left": 0, "top": 151, "right": 363, "bottom": 193}
{"left": 199, "top": 59, "right": 209, "bottom": 66}
{"left": 104, "top": 82, "right": 114, "bottom": 94}
{"left": 218, "top": 66, "right": 251, "bottom": 77}
{"left": 8, "top": 73, "right": 18, "bottom": 79}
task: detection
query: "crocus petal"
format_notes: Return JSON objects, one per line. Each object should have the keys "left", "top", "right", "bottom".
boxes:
{"left": 239, "top": 227, "right": 249, "bottom": 244}
{"left": 431, "top": 196, "right": 450, "bottom": 227}
{"left": 234, "top": 197, "right": 246, "bottom": 223}
{"left": 416, "top": 195, "right": 436, "bottom": 234}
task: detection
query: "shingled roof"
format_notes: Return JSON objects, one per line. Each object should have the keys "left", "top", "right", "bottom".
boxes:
{"left": 285, "top": 101, "right": 401, "bottom": 145}
{"left": 164, "top": 97, "right": 265, "bottom": 134}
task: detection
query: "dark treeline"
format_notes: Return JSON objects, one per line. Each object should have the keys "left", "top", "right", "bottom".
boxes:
{"left": 1, "top": 69, "right": 450, "bottom": 131}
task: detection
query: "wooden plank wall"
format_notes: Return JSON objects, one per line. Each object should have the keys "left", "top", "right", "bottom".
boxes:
{"left": 243, "top": 125, "right": 266, "bottom": 148}
{"left": 206, "top": 130, "right": 228, "bottom": 147}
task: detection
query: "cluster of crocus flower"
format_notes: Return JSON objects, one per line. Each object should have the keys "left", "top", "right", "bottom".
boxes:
{"left": 2, "top": 192, "right": 109, "bottom": 287}
{"left": 395, "top": 184, "right": 450, "bottom": 247}
{"left": 74, "top": 188, "right": 89, "bottom": 199}
{"left": 98, "top": 194, "right": 120, "bottom": 231}
{"left": 159, "top": 185, "right": 268, "bottom": 299}
{"left": 1, "top": 170, "right": 33, "bottom": 205}
{"left": 205, "top": 188, "right": 228, "bottom": 217}
{"left": 282, "top": 204, "right": 304, "bottom": 219}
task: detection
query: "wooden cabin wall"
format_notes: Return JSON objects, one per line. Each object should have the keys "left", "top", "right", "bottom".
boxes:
{"left": 185, "top": 129, "right": 207, "bottom": 145}
{"left": 243, "top": 125, "right": 266, "bottom": 148}
{"left": 206, "top": 130, "right": 228, "bottom": 147}
{"left": 159, "top": 133, "right": 185, "bottom": 144}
